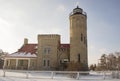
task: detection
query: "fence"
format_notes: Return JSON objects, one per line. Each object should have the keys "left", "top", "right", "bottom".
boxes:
{"left": 0, "top": 69, "right": 120, "bottom": 80}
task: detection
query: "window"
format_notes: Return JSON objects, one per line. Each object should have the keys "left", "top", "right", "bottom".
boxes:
{"left": 32, "top": 62, "right": 34, "bottom": 66}
{"left": 81, "top": 34, "right": 83, "bottom": 41}
{"left": 78, "top": 54, "right": 80, "bottom": 62}
{"left": 6, "top": 61, "right": 8, "bottom": 66}
{"left": 48, "top": 48, "right": 50, "bottom": 54}
{"left": 20, "top": 60, "right": 24, "bottom": 66}
{"left": 59, "top": 48, "right": 65, "bottom": 52}
{"left": 44, "top": 48, "right": 47, "bottom": 54}
{"left": 43, "top": 59, "right": 50, "bottom": 67}
{"left": 35, "top": 46, "right": 38, "bottom": 49}
{"left": 47, "top": 60, "right": 50, "bottom": 66}
{"left": 43, "top": 60, "right": 46, "bottom": 66}
{"left": 43, "top": 47, "right": 51, "bottom": 54}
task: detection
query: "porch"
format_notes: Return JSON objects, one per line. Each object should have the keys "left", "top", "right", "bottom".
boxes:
{"left": 3, "top": 58, "right": 37, "bottom": 70}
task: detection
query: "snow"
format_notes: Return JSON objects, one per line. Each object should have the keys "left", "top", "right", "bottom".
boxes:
{"left": 7, "top": 52, "right": 37, "bottom": 58}
{"left": 0, "top": 69, "right": 120, "bottom": 81}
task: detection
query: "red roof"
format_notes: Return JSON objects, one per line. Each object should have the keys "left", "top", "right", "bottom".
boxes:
{"left": 18, "top": 44, "right": 37, "bottom": 54}
{"left": 12, "top": 43, "right": 69, "bottom": 56}
{"left": 60, "top": 44, "right": 70, "bottom": 48}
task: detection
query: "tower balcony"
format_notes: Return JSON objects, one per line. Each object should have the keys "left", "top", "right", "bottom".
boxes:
{"left": 69, "top": 6, "right": 87, "bottom": 17}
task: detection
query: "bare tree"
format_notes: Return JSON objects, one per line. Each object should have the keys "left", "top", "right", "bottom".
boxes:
{"left": 0, "top": 49, "right": 9, "bottom": 69}
{"left": 115, "top": 52, "right": 120, "bottom": 70}
{"left": 97, "top": 52, "right": 120, "bottom": 71}
{"left": 99, "top": 54, "right": 107, "bottom": 70}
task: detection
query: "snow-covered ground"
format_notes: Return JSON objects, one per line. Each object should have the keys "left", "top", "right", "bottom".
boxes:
{"left": 0, "top": 69, "right": 120, "bottom": 81}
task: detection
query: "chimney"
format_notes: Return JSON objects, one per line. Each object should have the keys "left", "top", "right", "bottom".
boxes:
{"left": 24, "top": 38, "right": 28, "bottom": 45}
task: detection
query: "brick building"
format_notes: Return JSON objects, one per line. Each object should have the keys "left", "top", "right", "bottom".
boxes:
{"left": 3, "top": 6, "right": 88, "bottom": 71}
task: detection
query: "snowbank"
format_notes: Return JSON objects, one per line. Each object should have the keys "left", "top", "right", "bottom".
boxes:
{"left": 0, "top": 69, "right": 120, "bottom": 81}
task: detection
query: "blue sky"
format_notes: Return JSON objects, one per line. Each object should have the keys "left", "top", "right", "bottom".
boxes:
{"left": 0, "top": 0, "right": 120, "bottom": 65}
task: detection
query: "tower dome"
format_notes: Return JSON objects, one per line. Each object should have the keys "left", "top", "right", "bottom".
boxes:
{"left": 73, "top": 6, "right": 83, "bottom": 14}
{"left": 70, "top": 6, "right": 86, "bottom": 16}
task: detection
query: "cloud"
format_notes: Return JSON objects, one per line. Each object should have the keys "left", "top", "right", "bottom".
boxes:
{"left": 0, "top": 17, "right": 17, "bottom": 53}
{"left": 75, "top": 1, "right": 80, "bottom": 6}
{"left": 56, "top": 4, "right": 66, "bottom": 13}
{"left": 0, "top": 17, "right": 13, "bottom": 34}
{"left": 99, "top": 48, "right": 107, "bottom": 54}
{"left": 0, "top": 17, "right": 10, "bottom": 26}
{"left": 89, "top": 44, "right": 96, "bottom": 50}
{"left": 88, "top": 44, "right": 98, "bottom": 64}
{"left": 88, "top": 44, "right": 107, "bottom": 65}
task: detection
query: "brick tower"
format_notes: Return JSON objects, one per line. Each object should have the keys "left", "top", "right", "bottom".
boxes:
{"left": 70, "top": 6, "right": 88, "bottom": 70}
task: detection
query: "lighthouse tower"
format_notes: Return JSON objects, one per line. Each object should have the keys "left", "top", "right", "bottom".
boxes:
{"left": 70, "top": 6, "right": 88, "bottom": 70}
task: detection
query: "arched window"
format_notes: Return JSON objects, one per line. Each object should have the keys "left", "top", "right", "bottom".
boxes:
{"left": 78, "top": 54, "right": 80, "bottom": 62}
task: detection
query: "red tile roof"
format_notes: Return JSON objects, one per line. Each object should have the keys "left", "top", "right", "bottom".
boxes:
{"left": 18, "top": 44, "right": 37, "bottom": 54}
{"left": 60, "top": 44, "right": 70, "bottom": 48}
{"left": 6, "top": 43, "right": 70, "bottom": 58}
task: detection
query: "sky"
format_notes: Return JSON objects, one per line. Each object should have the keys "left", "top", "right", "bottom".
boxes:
{"left": 0, "top": 0, "right": 120, "bottom": 65}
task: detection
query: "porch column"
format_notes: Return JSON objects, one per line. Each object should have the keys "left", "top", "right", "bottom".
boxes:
{"left": 16, "top": 59, "right": 18, "bottom": 69}
{"left": 8, "top": 59, "right": 10, "bottom": 66}
{"left": 3, "top": 58, "right": 7, "bottom": 69}
{"left": 28, "top": 58, "right": 31, "bottom": 70}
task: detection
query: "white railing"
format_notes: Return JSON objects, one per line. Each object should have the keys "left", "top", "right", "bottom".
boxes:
{"left": 0, "top": 69, "right": 120, "bottom": 80}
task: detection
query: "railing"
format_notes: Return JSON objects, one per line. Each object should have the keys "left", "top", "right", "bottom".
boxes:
{"left": 69, "top": 11, "right": 87, "bottom": 17}
{"left": 0, "top": 69, "right": 120, "bottom": 80}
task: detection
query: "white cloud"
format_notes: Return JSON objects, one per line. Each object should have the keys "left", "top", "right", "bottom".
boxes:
{"left": 0, "top": 17, "right": 16, "bottom": 53}
{"left": 99, "top": 48, "right": 107, "bottom": 54}
{"left": 88, "top": 44, "right": 109, "bottom": 65}
{"left": 88, "top": 44, "right": 106, "bottom": 65}
{"left": 0, "top": 17, "right": 12, "bottom": 34}
{"left": 56, "top": 5, "right": 66, "bottom": 13}
{"left": 88, "top": 44, "right": 98, "bottom": 65}
{"left": 0, "top": 18, "right": 8, "bottom": 26}
{"left": 89, "top": 44, "right": 95, "bottom": 50}
{"left": 75, "top": 1, "right": 80, "bottom": 6}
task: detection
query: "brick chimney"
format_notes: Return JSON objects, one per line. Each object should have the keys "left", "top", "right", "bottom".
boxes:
{"left": 24, "top": 38, "right": 28, "bottom": 45}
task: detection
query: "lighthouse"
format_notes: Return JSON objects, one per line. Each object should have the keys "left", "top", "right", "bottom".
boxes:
{"left": 70, "top": 6, "right": 88, "bottom": 70}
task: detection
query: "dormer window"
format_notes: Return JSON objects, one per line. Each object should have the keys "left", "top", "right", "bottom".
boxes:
{"left": 35, "top": 46, "right": 38, "bottom": 49}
